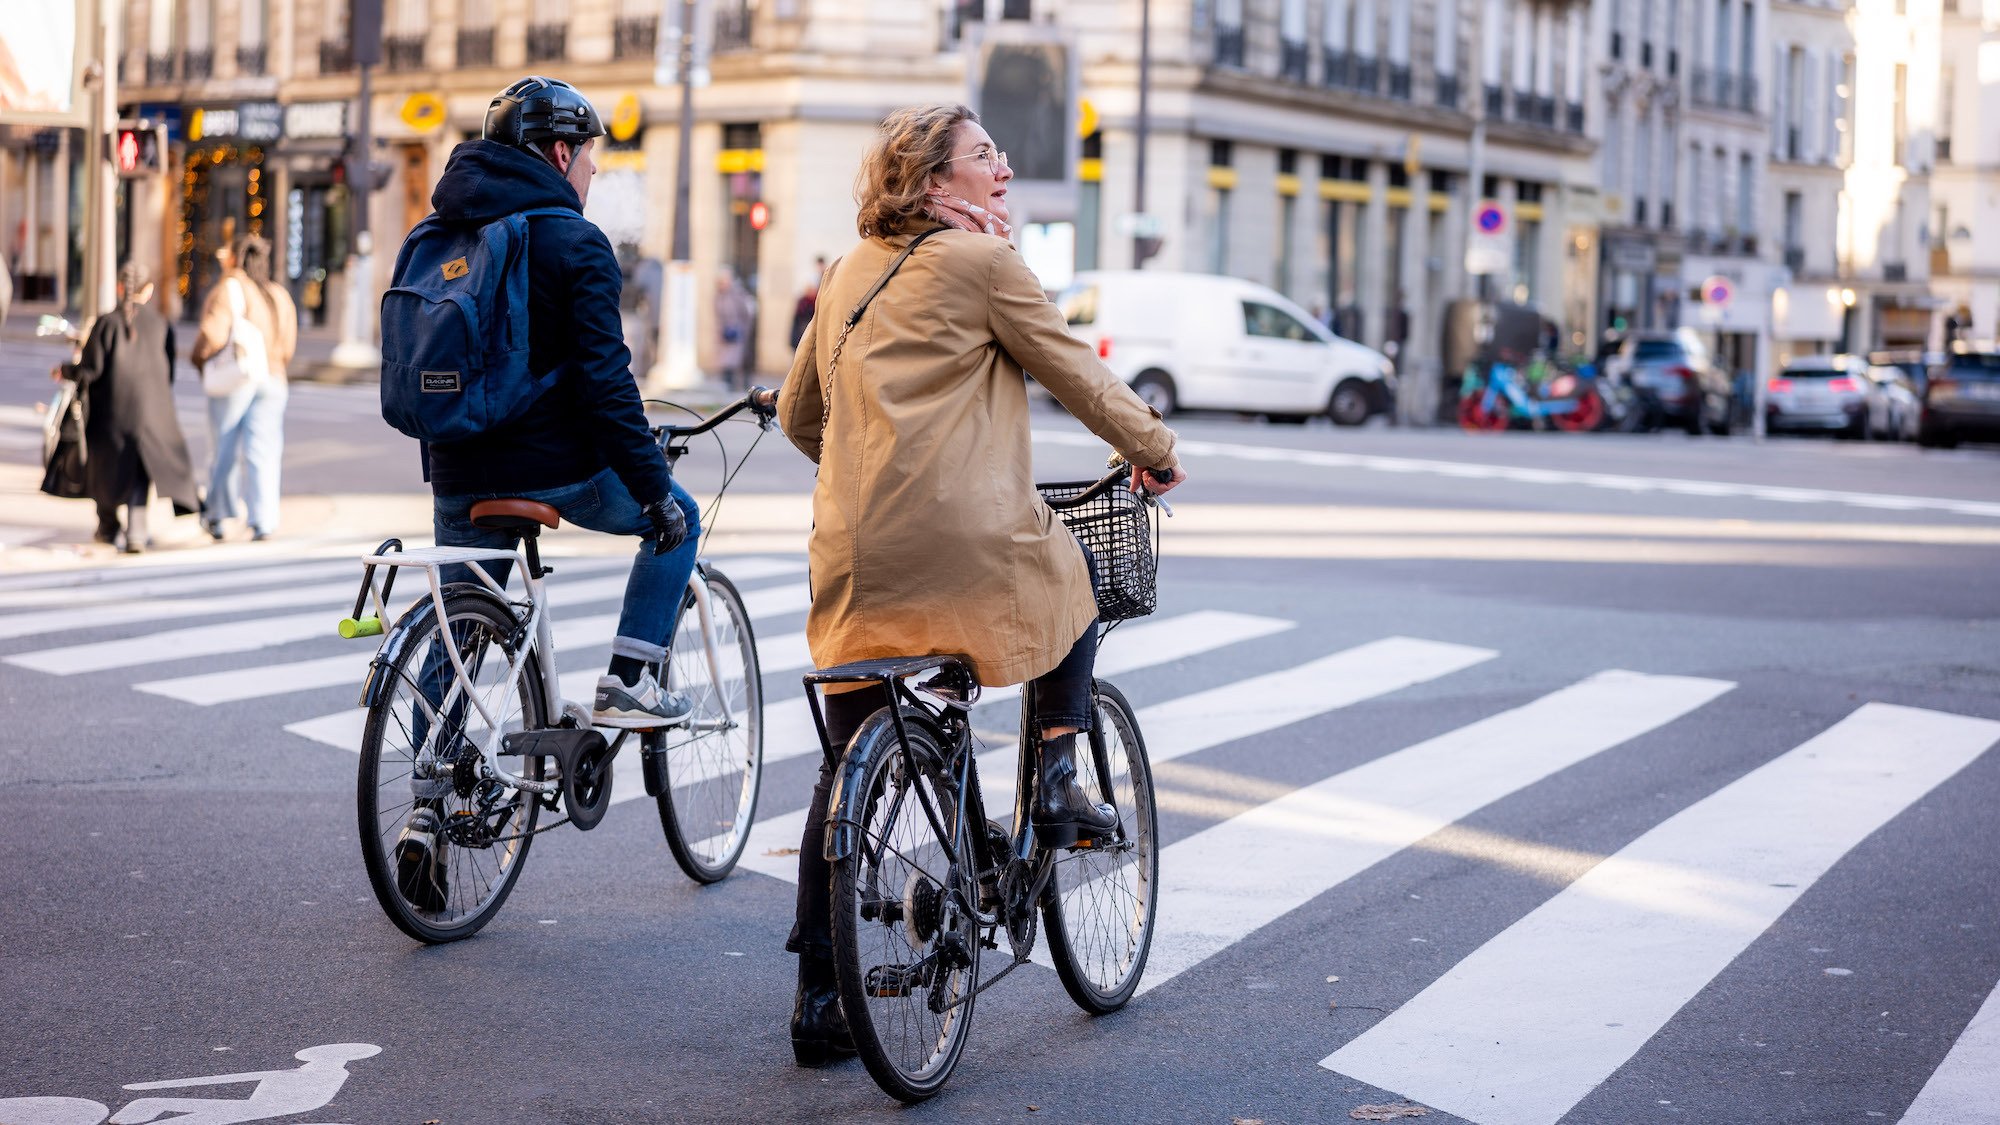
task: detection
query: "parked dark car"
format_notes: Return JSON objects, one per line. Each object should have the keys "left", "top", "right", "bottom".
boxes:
{"left": 1918, "top": 352, "right": 2000, "bottom": 448}
{"left": 1868, "top": 350, "right": 1946, "bottom": 398}
{"left": 1766, "top": 355, "right": 1869, "bottom": 437}
{"left": 1608, "top": 329, "right": 1733, "bottom": 434}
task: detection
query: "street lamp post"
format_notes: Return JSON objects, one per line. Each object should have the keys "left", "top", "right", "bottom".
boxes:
{"left": 1131, "top": 0, "right": 1154, "bottom": 269}
{"left": 332, "top": 0, "right": 383, "bottom": 370}
{"left": 648, "top": 0, "right": 703, "bottom": 392}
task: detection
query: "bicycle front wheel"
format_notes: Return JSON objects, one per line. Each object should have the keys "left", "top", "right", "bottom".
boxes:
{"left": 831, "top": 709, "right": 980, "bottom": 1102}
{"left": 655, "top": 567, "right": 763, "bottom": 883}
{"left": 1042, "top": 679, "right": 1159, "bottom": 1012}
{"left": 357, "top": 589, "right": 546, "bottom": 944}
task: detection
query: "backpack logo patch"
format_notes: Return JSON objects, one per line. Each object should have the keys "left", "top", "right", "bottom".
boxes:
{"left": 440, "top": 257, "right": 470, "bottom": 280}
{"left": 420, "top": 370, "right": 461, "bottom": 393}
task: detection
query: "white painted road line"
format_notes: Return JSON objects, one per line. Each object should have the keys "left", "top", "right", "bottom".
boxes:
{"left": 7, "top": 573, "right": 637, "bottom": 675}
{"left": 735, "top": 633, "right": 1488, "bottom": 884}
{"left": 0, "top": 559, "right": 364, "bottom": 609}
{"left": 1322, "top": 703, "right": 2000, "bottom": 1125}
{"left": 1034, "top": 430, "right": 2000, "bottom": 521}
{"left": 0, "top": 579, "right": 364, "bottom": 642}
{"left": 1128, "top": 670, "right": 1734, "bottom": 994}
{"left": 1898, "top": 976, "right": 2000, "bottom": 1125}
{"left": 283, "top": 582, "right": 813, "bottom": 751}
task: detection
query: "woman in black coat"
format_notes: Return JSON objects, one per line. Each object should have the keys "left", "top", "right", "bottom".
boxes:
{"left": 67, "top": 263, "right": 201, "bottom": 552}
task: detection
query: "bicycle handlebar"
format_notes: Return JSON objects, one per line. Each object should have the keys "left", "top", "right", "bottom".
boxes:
{"left": 1041, "top": 460, "right": 1175, "bottom": 510}
{"left": 649, "top": 387, "right": 778, "bottom": 445}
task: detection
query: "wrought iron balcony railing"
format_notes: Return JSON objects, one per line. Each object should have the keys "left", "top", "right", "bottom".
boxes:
{"left": 525, "top": 23, "right": 567, "bottom": 63}
{"left": 614, "top": 16, "right": 657, "bottom": 60}
{"left": 384, "top": 34, "right": 426, "bottom": 71}
{"left": 457, "top": 27, "right": 494, "bottom": 67}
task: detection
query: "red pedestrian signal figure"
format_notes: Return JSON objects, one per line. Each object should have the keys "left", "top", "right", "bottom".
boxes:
{"left": 748, "top": 201, "right": 770, "bottom": 231}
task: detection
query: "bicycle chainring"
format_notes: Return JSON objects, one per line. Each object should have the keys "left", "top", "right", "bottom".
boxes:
{"left": 998, "top": 860, "right": 1038, "bottom": 958}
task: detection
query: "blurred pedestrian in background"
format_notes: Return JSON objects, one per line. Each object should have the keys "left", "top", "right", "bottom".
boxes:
{"left": 713, "top": 268, "right": 754, "bottom": 388}
{"left": 0, "top": 249, "right": 12, "bottom": 332}
{"left": 789, "top": 255, "right": 827, "bottom": 348}
{"left": 192, "top": 235, "right": 297, "bottom": 542}
{"left": 60, "top": 262, "right": 201, "bottom": 553}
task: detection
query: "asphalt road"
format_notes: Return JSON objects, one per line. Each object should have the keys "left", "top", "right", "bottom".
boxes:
{"left": 2, "top": 367, "right": 1999, "bottom": 1125}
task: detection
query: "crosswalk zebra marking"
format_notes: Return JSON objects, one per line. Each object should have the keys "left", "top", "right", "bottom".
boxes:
{"left": 0, "top": 559, "right": 365, "bottom": 609}
{"left": 0, "top": 579, "right": 367, "bottom": 643}
{"left": 734, "top": 634, "right": 1490, "bottom": 883}
{"left": 610, "top": 610, "right": 1297, "bottom": 816}
{"left": 10, "top": 559, "right": 807, "bottom": 677}
{"left": 1896, "top": 976, "right": 2000, "bottom": 1125}
{"left": 281, "top": 582, "right": 814, "bottom": 751}
{"left": 1321, "top": 702, "right": 2000, "bottom": 1125}
{"left": 1120, "top": 669, "right": 1734, "bottom": 994}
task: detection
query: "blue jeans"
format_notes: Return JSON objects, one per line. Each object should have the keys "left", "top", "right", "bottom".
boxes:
{"left": 432, "top": 469, "right": 701, "bottom": 665}
{"left": 206, "top": 378, "right": 287, "bottom": 533}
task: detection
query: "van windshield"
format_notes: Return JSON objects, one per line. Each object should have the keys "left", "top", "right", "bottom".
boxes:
{"left": 1058, "top": 284, "right": 1098, "bottom": 326}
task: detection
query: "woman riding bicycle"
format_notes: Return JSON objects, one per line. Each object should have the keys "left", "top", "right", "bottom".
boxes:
{"left": 769, "top": 103, "right": 1184, "bottom": 1067}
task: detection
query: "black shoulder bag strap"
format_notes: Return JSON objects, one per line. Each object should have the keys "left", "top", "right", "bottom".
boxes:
{"left": 818, "top": 226, "right": 945, "bottom": 436}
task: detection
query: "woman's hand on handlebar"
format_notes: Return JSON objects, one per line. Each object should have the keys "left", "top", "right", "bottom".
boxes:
{"left": 748, "top": 386, "right": 779, "bottom": 413}
{"left": 1130, "top": 463, "right": 1183, "bottom": 496}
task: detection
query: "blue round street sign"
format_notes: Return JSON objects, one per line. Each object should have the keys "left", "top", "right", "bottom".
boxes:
{"left": 1476, "top": 203, "right": 1506, "bottom": 234}
{"left": 1702, "top": 275, "right": 1734, "bottom": 306}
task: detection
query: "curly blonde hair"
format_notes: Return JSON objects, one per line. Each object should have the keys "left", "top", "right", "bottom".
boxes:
{"left": 854, "top": 103, "right": 978, "bottom": 238}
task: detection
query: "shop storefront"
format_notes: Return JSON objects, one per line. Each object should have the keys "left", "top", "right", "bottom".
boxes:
{"left": 276, "top": 100, "right": 351, "bottom": 329}
{"left": 174, "top": 101, "right": 281, "bottom": 321}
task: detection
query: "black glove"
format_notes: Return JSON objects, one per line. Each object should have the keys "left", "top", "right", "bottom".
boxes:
{"left": 643, "top": 497, "right": 688, "bottom": 556}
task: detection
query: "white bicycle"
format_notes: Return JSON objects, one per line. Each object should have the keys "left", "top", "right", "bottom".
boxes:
{"left": 348, "top": 391, "right": 776, "bottom": 943}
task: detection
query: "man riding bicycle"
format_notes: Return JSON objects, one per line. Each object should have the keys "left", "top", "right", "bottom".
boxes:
{"left": 413, "top": 76, "right": 698, "bottom": 730}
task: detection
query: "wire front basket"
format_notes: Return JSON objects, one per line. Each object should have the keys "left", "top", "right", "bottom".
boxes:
{"left": 1038, "top": 479, "right": 1160, "bottom": 622}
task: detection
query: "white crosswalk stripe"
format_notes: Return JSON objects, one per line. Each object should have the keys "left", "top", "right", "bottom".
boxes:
{"left": 1322, "top": 703, "right": 2000, "bottom": 1125}
{"left": 732, "top": 634, "right": 1493, "bottom": 882}
{"left": 1898, "top": 977, "right": 2000, "bottom": 1125}
{"left": 1123, "top": 669, "right": 1735, "bottom": 994}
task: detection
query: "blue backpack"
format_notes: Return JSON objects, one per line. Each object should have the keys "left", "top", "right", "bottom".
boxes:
{"left": 379, "top": 206, "right": 572, "bottom": 443}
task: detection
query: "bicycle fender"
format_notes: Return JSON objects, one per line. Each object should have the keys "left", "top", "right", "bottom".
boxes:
{"left": 822, "top": 706, "right": 945, "bottom": 863}
{"left": 357, "top": 584, "right": 521, "bottom": 709}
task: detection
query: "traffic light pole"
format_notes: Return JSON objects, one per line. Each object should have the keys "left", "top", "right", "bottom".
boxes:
{"left": 649, "top": 0, "right": 702, "bottom": 392}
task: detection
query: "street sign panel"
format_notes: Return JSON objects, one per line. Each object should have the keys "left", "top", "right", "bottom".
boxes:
{"left": 1466, "top": 202, "right": 1512, "bottom": 276}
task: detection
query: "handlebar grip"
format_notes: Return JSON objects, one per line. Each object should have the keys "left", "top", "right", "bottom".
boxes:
{"left": 1146, "top": 467, "right": 1176, "bottom": 485}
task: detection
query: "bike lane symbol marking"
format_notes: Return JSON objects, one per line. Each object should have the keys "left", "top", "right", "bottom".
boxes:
{"left": 0, "top": 1043, "right": 381, "bottom": 1125}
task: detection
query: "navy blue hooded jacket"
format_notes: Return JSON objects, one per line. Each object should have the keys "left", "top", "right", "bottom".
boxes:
{"left": 419, "top": 140, "right": 669, "bottom": 505}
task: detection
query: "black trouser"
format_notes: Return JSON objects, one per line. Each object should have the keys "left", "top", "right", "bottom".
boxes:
{"left": 95, "top": 473, "right": 150, "bottom": 542}
{"left": 786, "top": 618, "right": 1100, "bottom": 958}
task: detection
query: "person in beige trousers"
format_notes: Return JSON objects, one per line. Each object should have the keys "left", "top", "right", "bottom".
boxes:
{"left": 191, "top": 235, "right": 297, "bottom": 541}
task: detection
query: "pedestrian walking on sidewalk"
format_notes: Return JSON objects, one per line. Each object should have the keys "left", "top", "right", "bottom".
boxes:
{"left": 788, "top": 255, "right": 826, "bottom": 348}
{"left": 192, "top": 235, "right": 297, "bottom": 542}
{"left": 61, "top": 262, "right": 202, "bottom": 552}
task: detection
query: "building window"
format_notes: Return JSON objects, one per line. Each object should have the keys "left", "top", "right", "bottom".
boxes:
{"left": 1835, "top": 53, "right": 1854, "bottom": 166}
{"left": 1937, "top": 65, "right": 1953, "bottom": 162}
{"left": 527, "top": 0, "right": 569, "bottom": 62}
{"left": 1893, "top": 62, "right": 1908, "bottom": 167}
{"left": 458, "top": 0, "right": 495, "bottom": 66}
{"left": 615, "top": 0, "right": 659, "bottom": 60}
{"left": 1214, "top": 0, "right": 1245, "bottom": 66}
{"left": 1735, "top": 152, "right": 1755, "bottom": 248}
{"left": 1207, "top": 140, "right": 1233, "bottom": 275}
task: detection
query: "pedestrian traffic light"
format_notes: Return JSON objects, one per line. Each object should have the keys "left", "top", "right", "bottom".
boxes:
{"left": 111, "top": 123, "right": 168, "bottom": 177}
{"left": 748, "top": 201, "right": 770, "bottom": 231}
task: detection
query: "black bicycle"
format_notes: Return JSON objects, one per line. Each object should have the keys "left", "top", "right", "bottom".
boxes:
{"left": 805, "top": 459, "right": 1168, "bottom": 1101}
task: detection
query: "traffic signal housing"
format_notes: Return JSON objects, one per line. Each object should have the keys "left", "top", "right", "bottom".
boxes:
{"left": 112, "top": 123, "right": 168, "bottom": 177}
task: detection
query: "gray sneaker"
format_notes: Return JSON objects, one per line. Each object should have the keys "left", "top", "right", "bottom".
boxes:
{"left": 592, "top": 670, "right": 694, "bottom": 730}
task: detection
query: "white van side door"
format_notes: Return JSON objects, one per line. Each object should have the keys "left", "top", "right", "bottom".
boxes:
{"left": 1240, "top": 300, "right": 1333, "bottom": 412}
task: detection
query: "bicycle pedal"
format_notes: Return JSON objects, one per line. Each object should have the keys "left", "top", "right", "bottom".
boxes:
{"left": 864, "top": 963, "right": 917, "bottom": 998}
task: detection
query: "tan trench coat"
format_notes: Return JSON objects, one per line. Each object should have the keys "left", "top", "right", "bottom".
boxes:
{"left": 778, "top": 227, "right": 1180, "bottom": 688}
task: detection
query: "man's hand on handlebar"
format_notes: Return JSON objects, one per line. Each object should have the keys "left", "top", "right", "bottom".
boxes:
{"left": 1130, "top": 463, "right": 1183, "bottom": 496}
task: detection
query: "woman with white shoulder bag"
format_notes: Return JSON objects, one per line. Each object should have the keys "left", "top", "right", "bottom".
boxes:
{"left": 192, "top": 235, "right": 297, "bottom": 541}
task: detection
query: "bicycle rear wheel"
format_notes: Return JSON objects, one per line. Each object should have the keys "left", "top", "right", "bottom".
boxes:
{"left": 831, "top": 709, "right": 980, "bottom": 1102}
{"left": 655, "top": 568, "right": 763, "bottom": 883}
{"left": 357, "top": 589, "right": 545, "bottom": 944}
{"left": 1042, "top": 680, "right": 1159, "bottom": 1012}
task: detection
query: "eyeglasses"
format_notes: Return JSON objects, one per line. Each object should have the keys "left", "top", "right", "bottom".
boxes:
{"left": 942, "top": 147, "right": 1009, "bottom": 173}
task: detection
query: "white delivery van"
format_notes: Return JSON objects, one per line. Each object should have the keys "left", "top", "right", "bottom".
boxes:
{"left": 1053, "top": 270, "right": 1397, "bottom": 425}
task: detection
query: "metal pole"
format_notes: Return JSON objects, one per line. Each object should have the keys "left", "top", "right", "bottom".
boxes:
{"left": 651, "top": 0, "right": 702, "bottom": 390}
{"left": 81, "top": 0, "right": 116, "bottom": 322}
{"left": 332, "top": 57, "right": 381, "bottom": 368}
{"left": 1461, "top": 0, "right": 1487, "bottom": 302}
{"left": 1131, "top": 0, "right": 1150, "bottom": 268}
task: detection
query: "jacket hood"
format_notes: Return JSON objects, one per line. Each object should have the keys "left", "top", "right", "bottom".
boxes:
{"left": 431, "top": 139, "right": 581, "bottom": 223}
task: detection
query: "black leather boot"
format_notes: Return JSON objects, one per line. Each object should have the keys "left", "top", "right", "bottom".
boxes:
{"left": 791, "top": 953, "right": 856, "bottom": 1068}
{"left": 1032, "top": 733, "right": 1119, "bottom": 848}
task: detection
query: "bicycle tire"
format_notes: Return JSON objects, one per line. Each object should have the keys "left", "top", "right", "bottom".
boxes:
{"left": 1042, "top": 680, "right": 1160, "bottom": 1013}
{"left": 357, "top": 589, "right": 546, "bottom": 944}
{"left": 655, "top": 568, "right": 764, "bottom": 883}
{"left": 831, "top": 707, "right": 980, "bottom": 1102}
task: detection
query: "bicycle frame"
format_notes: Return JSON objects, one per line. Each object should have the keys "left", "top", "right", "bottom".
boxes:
{"left": 353, "top": 545, "right": 738, "bottom": 799}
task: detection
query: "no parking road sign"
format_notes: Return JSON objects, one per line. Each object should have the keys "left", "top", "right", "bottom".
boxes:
{"left": 1701, "top": 275, "right": 1735, "bottom": 307}
{"left": 1466, "top": 202, "right": 1513, "bottom": 276}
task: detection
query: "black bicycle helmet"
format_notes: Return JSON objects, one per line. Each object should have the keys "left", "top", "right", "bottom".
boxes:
{"left": 484, "top": 76, "right": 605, "bottom": 152}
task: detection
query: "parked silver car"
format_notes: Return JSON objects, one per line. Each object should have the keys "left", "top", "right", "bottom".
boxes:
{"left": 1862, "top": 364, "right": 1923, "bottom": 441}
{"left": 1608, "top": 329, "right": 1734, "bottom": 435}
{"left": 1766, "top": 355, "right": 1869, "bottom": 437}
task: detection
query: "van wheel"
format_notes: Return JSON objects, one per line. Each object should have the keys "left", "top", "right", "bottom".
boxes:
{"left": 1132, "top": 372, "right": 1177, "bottom": 417}
{"left": 1328, "top": 379, "right": 1372, "bottom": 427}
